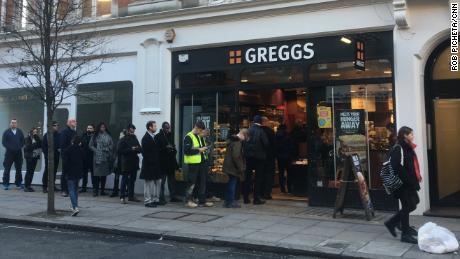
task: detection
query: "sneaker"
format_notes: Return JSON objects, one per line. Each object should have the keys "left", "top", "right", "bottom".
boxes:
{"left": 208, "top": 196, "right": 221, "bottom": 202}
{"left": 128, "top": 197, "right": 141, "bottom": 202}
{"left": 3, "top": 184, "right": 9, "bottom": 191}
{"left": 120, "top": 198, "right": 127, "bottom": 204}
{"left": 170, "top": 197, "right": 182, "bottom": 202}
{"left": 145, "top": 202, "right": 157, "bottom": 208}
{"left": 199, "top": 201, "right": 214, "bottom": 207}
{"left": 71, "top": 208, "right": 80, "bottom": 217}
{"left": 253, "top": 199, "right": 266, "bottom": 205}
{"left": 185, "top": 201, "right": 198, "bottom": 208}
{"left": 79, "top": 188, "right": 87, "bottom": 193}
{"left": 384, "top": 221, "right": 397, "bottom": 238}
{"left": 61, "top": 192, "right": 69, "bottom": 197}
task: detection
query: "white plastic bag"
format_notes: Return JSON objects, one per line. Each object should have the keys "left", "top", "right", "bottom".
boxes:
{"left": 418, "top": 222, "right": 459, "bottom": 254}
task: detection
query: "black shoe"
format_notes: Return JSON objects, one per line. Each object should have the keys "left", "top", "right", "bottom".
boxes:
{"left": 244, "top": 198, "right": 251, "bottom": 204}
{"left": 24, "top": 187, "right": 34, "bottom": 192}
{"left": 145, "top": 202, "right": 157, "bottom": 208}
{"left": 79, "top": 188, "right": 87, "bottom": 193}
{"left": 253, "top": 199, "right": 266, "bottom": 205}
{"left": 401, "top": 233, "right": 418, "bottom": 244}
{"left": 110, "top": 191, "right": 119, "bottom": 198}
{"left": 170, "top": 197, "right": 181, "bottom": 202}
{"left": 93, "top": 191, "right": 99, "bottom": 197}
{"left": 128, "top": 197, "right": 141, "bottom": 202}
{"left": 43, "top": 188, "right": 48, "bottom": 193}
{"left": 158, "top": 200, "right": 167, "bottom": 206}
{"left": 100, "top": 191, "right": 107, "bottom": 196}
{"left": 384, "top": 221, "right": 397, "bottom": 237}
{"left": 396, "top": 225, "right": 418, "bottom": 237}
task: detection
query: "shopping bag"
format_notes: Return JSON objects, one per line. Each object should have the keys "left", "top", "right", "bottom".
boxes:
{"left": 418, "top": 222, "right": 459, "bottom": 254}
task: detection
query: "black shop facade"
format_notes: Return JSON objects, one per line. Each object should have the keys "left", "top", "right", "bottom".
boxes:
{"left": 171, "top": 30, "right": 397, "bottom": 210}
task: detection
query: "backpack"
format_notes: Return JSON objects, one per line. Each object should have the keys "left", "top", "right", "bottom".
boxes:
{"left": 379, "top": 144, "right": 404, "bottom": 195}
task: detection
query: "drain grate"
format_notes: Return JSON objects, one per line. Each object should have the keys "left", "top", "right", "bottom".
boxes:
{"left": 144, "top": 211, "right": 221, "bottom": 223}
{"left": 144, "top": 211, "right": 189, "bottom": 220}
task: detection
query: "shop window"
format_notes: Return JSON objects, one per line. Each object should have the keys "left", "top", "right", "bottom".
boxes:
{"left": 175, "top": 91, "right": 237, "bottom": 183}
{"left": 76, "top": 81, "right": 133, "bottom": 145}
{"left": 433, "top": 46, "right": 460, "bottom": 80}
{"left": 175, "top": 70, "right": 238, "bottom": 89}
{"left": 309, "top": 60, "right": 392, "bottom": 81}
{"left": 0, "top": 89, "right": 44, "bottom": 171}
{"left": 240, "top": 66, "right": 303, "bottom": 85}
{"left": 309, "top": 83, "right": 394, "bottom": 191}
{"left": 82, "top": 0, "right": 112, "bottom": 18}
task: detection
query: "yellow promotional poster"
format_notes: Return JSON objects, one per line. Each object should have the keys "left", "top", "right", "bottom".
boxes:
{"left": 317, "top": 106, "right": 332, "bottom": 128}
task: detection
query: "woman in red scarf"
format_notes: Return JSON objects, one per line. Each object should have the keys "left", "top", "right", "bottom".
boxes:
{"left": 384, "top": 126, "right": 422, "bottom": 244}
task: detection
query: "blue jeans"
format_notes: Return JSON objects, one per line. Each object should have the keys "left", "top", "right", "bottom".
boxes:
{"left": 120, "top": 170, "right": 137, "bottom": 199}
{"left": 67, "top": 180, "right": 78, "bottom": 209}
{"left": 225, "top": 175, "right": 238, "bottom": 205}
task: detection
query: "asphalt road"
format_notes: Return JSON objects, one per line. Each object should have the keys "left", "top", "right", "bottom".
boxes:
{"left": 0, "top": 223, "right": 321, "bottom": 259}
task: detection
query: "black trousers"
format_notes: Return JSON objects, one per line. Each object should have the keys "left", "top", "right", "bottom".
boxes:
{"left": 160, "top": 171, "right": 176, "bottom": 201}
{"left": 42, "top": 153, "right": 60, "bottom": 189}
{"left": 93, "top": 176, "right": 107, "bottom": 192}
{"left": 278, "top": 158, "right": 292, "bottom": 193}
{"left": 112, "top": 173, "right": 120, "bottom": 193}
{"left": 25, "top": 158, "right": 39, "bottom": 188}
{"left": 263, "top": 157, "right": 276, "bottom": 197}
{"left": 81, "top": 161, "right": 94, "bottom": 189}
{"left": 185, "top": 163, "right": 206, "bottom": 204}
{"left": 243, "top": 158, "right": 265, "bottom": 201}
{"left": 2, "top": 150, "right": 23, "bottom": 186}
{"left": 387, "top": 189, "right": 420, "bottom": 233}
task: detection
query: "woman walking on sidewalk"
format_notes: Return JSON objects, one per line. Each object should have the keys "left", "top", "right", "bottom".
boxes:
{"left": 23, "top": 128, "right": 41, "bottom": 192}
{"left": 63, "top": 135, "right": 85, "bottom": 216}
{"left": 222, "top": 129, "right": 248, "bottom": 208}
{"left": 384, "top": 126, "right": 422, "bottom": 244}
{"left": 89, "top": 123, "right": 113, "bottom": 197}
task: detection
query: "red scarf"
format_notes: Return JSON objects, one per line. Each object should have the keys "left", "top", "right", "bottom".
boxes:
{"left": 411, "top": 143, "right": 422, "bottom": 183}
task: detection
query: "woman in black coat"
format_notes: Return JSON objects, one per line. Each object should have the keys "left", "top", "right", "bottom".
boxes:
{"left": 155, "top": 122, "right": 180, "bottom": 202}
{"left": 24, "top": 128, "right": 42, "bottom": 192}
{"left": 384, "top": 126, "right": 421, "bottom": 244}
{"left": 118, "top": 124, "right": 141, "bottom": 203}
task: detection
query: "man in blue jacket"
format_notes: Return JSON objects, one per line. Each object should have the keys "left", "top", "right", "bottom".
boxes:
{"left": 59, "top": 118, "right": 77, "bottom": 197}
{"left": 2, "top": 119, "right": 25, "bottom": 190}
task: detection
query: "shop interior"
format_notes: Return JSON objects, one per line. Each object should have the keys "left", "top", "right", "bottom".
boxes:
{"left": 238, "top": 88, "right": 309, "bottom": 201}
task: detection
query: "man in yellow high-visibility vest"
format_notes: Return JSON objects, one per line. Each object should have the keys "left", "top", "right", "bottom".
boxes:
{"left": 183, "top": 121, "right": 214, "bottom": 208}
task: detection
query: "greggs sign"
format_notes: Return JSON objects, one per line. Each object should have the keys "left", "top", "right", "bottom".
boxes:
{"left": 229, "top": 42, "right": 315, "bottom": 65}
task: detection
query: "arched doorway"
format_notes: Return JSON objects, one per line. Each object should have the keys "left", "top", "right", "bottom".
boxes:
{"left": 425, "top": 40, "right": 460, "bottom": 216}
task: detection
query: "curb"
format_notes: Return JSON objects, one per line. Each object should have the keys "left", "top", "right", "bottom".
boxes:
{"left": 0, "top": 215, "right": 376, "bottom": 259}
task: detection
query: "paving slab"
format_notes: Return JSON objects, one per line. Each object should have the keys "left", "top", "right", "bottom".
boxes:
{"left": 278, "top": 233, "right": 327, "bottom": 247}
{"left": 403, "top": 245, "right": 457, "bottom": 259}
{"left": 234, "top": 219, "right": 277, "bottom": 230}
{"left": 212, "top": 227, "right": 257, "bottom": 238}
{"left": 242, "top": 231, "right": 290, "bottom": 243}
{"left": 299, "top": 225, "right": 346, "bottom": 237}
{"left": 358, "top": 240, "right": 413, "bottom": 256}
{"left": 334, "top": 230, "right": 382, "bottom": 243}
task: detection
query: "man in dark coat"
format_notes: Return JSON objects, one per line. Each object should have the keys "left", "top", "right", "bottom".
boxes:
{"left": 243, "top": 115, "right": 269, "bottom": 205}
{"left": 80, "top": 124, "right": 95, "bottom": 193}
{"left": 155, "top": 122, "right": 180, "bottom": 203}
{"left": 62, "top": 135, "right": 85, "bottom": 216}
{"left": 261, "top": 116, "right": 276, "bottom": 200}
{"left": 2, "top": 119, "right": 25, "bottom": 190}
{"left": 118, "top": 124, "right": 141, "bottom": 203}
{"left": 42, "top": 122, "right": 60, "bottom": 193}
{"left": 59, "top": 118, "right": 77, "bottom": 197}
{"left": 140, "top": 121, "right": 162, "bottom": 207}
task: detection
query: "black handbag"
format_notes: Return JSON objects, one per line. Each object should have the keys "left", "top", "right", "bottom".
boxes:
{"left": 379, "top": 145, "right": 404, "bottom": 195}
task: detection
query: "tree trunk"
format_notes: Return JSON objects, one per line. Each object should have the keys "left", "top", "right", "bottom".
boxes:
{"left": 46, "top": 107, "right": 55, "bottom": 215}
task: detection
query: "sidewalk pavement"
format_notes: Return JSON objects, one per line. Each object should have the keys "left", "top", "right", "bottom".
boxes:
{"left": 0, "top": 188, "right": 459, "bottom": 259}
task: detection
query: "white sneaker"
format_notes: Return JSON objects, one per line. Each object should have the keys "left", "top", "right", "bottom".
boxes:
{"left": 208, "top": 196, "right": 221, "bottom": 202}
{"left": 120, "top": 198, "right": 127, "bottom": 204}
{"left": 71, "top": 208, "right": 80, "bottom": 217}
{"left": 185, "top": 201, "right": 198, "bottom": 208}
{"left": 200, "top": 202, "right": 214, "bottom": 207}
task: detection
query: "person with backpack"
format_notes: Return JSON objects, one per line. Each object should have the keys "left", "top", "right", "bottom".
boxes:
{"left": 384, "top": 126, "right": 422, "bottom": 244}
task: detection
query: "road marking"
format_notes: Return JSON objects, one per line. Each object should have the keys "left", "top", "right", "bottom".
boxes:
{"left": 208, "top": 249, "right": 228, "bottom": 253}
{"left": 3, "top": 225, "right": 69, "bottom": 234}
{"left": 146, "top": 241, "right": 175, "bottom": 247}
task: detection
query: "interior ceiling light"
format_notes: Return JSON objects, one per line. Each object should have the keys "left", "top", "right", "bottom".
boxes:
{"left": 340, "top": 37, "right": 352, "bottom": 44}
{"left": 241, "top": 79, "right": 248, "bottom": 83}
{"left": 384, "top": 70, "right": 392, "bottom": 74}
{"left": 330, "top": 73, "right": 341, "bottom": 77}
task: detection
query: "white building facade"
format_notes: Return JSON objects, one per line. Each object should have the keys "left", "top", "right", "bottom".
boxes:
{"left": 0, "top": 0, "right": 458, "bottom": 215}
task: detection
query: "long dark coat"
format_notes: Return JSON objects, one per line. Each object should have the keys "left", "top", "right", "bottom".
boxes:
{"left": 62, "top": 144, "right": 85, "bottom": 181}
{"left": 154, "top": 129, "right": 178, "bottom": 176}
{"left": 118, "top": 134, "right": 141, "bottom": 174}
{"left": 222, "top": 135, "right": 246, "bottom": 181}
{"left": 140, "top": 132, "right": 161, "bottom": 181}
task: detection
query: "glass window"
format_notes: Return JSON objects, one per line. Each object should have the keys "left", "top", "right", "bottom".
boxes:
{"left": 76, "top": 81, "right": 133, "bottom": 145}
{"left": 240, "top": 66, "right": 303, "bottom": 85}
{"left": 309, "top": 83, "right": 394, "bottom": 191}
{"left": 175, "top": 70, "right": 238, "bottom": 89}
{"left": 82, "top": 0, "right": 112, "bottom": 18}
{"left": 433, "top": 46, "right": 460, "bottom": 80}
{"left": 309, "top": 60, "right": 392, "bottom": 81}
{"left": 0, "top": 89, "right": 44, "bottom": 171}
{"left": 176, "top": 91, "right": 236, "bottom": 183}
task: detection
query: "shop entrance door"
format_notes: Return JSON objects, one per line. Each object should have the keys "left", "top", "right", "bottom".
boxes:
{"left": 432, "top": 99, "right": 460, "bottom": 206}
{"left": 238, "top": 88, "right": 308, "bottom": 201}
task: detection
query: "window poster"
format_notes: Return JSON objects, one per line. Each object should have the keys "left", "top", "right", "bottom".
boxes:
{"left": 317, "top": 106, "right": 332, "bottom": 128}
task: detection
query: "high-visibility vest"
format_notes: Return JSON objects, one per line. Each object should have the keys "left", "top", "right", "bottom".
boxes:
{"left": 184, "top": 131, "right": 202, "bottom": 164}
